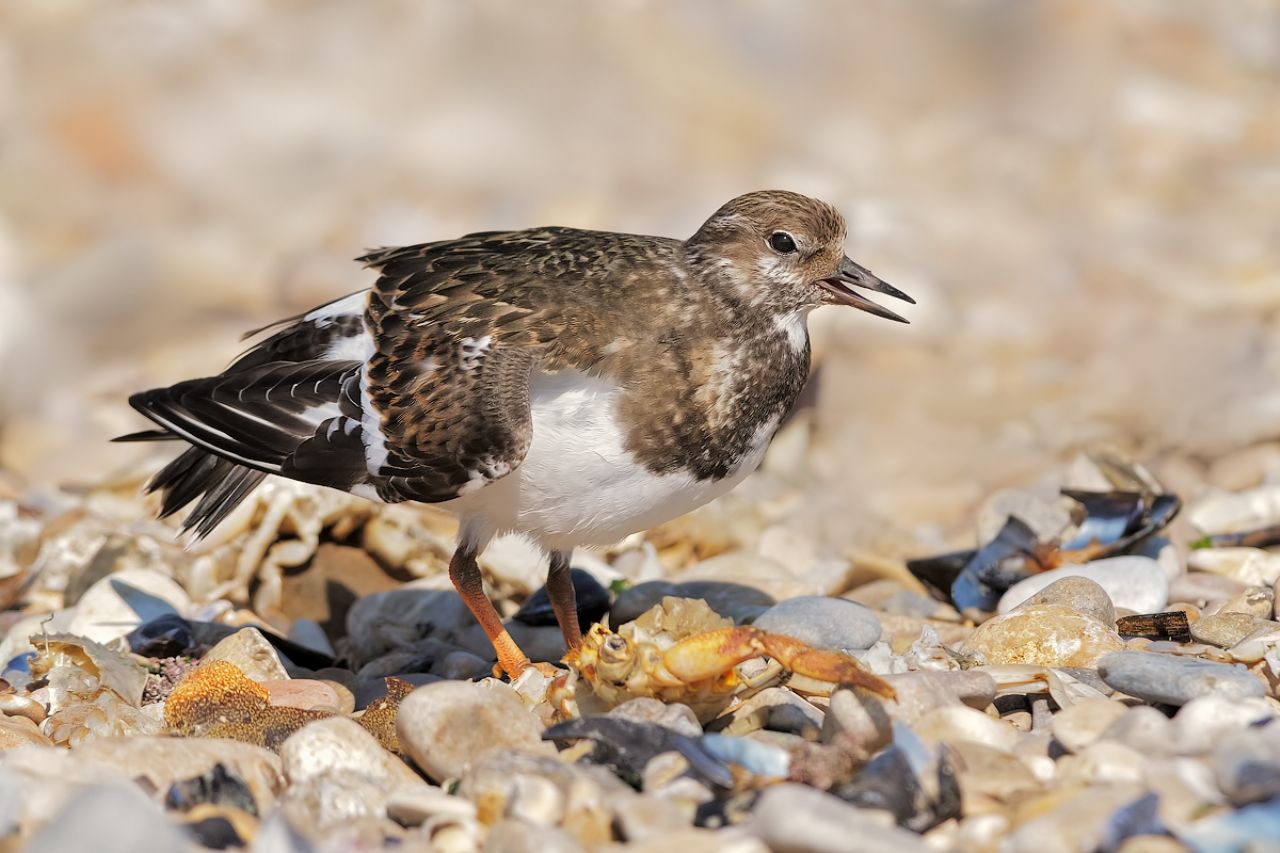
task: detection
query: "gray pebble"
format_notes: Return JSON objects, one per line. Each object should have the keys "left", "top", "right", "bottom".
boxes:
{"left": 1097, "top": 651, "right": 1265, "bottom": 706}
{"left": 1210, "top": 720, "right": 1280, "bottom": 806}
{"left": 610, "top": 580, "right": 775, "bottom": 626}
{"left": 751, "top": 595, "right": 881, "bottom": 652}
{"left": 747, "top": 783, "right": 931, "bottom": 853}
{"left": 395, "top": 681, "right": 552, "bottom": 781}
{"left": 1016, "top": 576, "right": 1116, "bottom": 625}
{"left": 998, "top": 557, "right": 1166, "bottom": 616}
{"left": 1190, "top": 612, "right": 1270, "bottom": 649}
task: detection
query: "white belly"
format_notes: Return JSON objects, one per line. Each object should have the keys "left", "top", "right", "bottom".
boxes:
{"left": 454, "top": 369, "right": 775, "bottom": 551}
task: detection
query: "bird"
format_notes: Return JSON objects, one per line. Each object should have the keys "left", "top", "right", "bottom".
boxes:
{"left": 117, "top": 190, "right": 914, "bottom": 680}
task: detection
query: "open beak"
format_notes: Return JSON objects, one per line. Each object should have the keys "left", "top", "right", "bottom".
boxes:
{"left": 817, "top": 256, "right": 915, "bottom": 323}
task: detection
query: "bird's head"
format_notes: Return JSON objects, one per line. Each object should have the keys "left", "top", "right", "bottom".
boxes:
{"left": 687, "top": 190, "right": 913, "bottom": 322}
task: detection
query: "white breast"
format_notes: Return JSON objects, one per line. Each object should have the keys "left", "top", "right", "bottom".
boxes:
{"left": 455, "top": 369, "right": 777, "bottom": 551}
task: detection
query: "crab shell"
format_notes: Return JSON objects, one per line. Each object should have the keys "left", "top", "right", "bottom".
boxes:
{"left": 550, "top": 620, "right": 896, "bottom": 723}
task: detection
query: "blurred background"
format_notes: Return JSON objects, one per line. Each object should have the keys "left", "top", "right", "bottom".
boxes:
{"left": 1, "top": 0, "right": 1278, "bottom": 554}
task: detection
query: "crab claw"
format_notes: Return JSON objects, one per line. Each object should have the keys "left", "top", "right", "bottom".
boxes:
{"left": 660, "top": 627, "right": 896, "bottom": 700}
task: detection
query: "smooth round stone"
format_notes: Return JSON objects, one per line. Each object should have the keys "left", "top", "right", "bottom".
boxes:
{"left": 396, "top": 680, "right": 552, "bottom": 782}
{"left": 915, "top": 705, "right": 1017, "bottom": 752}
{"left": 1218, "top": 586, "right": 1275, "bottom": 619}
{"left": 1056, "top": 740, "right": 1147, "bottom": 787}
{"left": 821, "top": 687, "right": 892, "bottom": 752}
{"left": 1210, "top": 720, "right": 1280, "bottom": 806}
{"left": 280, "top": 716, "right": 419, "bottom": 788}
{"left": 263, "top": 678, "right": 346, "bottom": 712}
{"left": 1097, "top": 651, "right": 1266, "bottom": 706}
{"left": 997, "top": 557, "right": 1167, "bottom": 616}
{"left": 1171, "top": 694, "right": 1276, "bottom": 755}
{"left": 1190, "top": 612, "right": 1270, "bottom": 648}
{"left": 961, "top": 604, "right": 1125, "bottom": 668}
{"left": 605, "top": 698, "right": 701, "bottom": 738}
{"left": 610, "top": 580, "right": 774, "bottom": 626}
{"left": 1098, "top": 706, "right": 1174, "bottom": 756}
{"left": 1051, "top": 698, "right": 1129, "bottom": 753}
{"left": 747, "top": 783, "right": 933, "bottom": 853}
{"left": 1007, "top": 576, "right": 1115, "bottom": 625}
{"left": 751, "top": 596, "right": 881, "bottom": 652}
{"left": 200, "top": 627, "right": 290, "bottom": 682}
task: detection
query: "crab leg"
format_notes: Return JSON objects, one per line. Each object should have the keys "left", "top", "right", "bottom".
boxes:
{"left": 660, "top": 627, "right": 896, "bottom": 700}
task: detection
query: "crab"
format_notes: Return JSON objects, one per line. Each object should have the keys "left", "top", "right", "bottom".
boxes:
{"left": 548, "top": 597, "right": 895, "bottom": 722}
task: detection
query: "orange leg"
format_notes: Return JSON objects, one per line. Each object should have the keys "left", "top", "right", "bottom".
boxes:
{"left": 449, "top": 545, "right": 530, "bottom": 680}
{"left": 546, "top": 550, "right": 582, "bottom": 652}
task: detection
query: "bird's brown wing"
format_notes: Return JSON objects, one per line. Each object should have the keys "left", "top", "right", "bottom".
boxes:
{"left": 357, "top": 230, "right": 598, "bottom": 504}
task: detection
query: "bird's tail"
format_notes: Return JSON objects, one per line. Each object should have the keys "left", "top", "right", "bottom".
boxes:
{"left": 114, "top": 429, "right": 268, "bottom": 538}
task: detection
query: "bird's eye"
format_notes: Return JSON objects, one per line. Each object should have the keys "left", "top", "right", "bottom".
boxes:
{"left": 768, "top": 231, "right": 797, "bottom": 254}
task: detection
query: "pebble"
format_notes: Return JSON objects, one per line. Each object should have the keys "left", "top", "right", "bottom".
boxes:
{"left": 1097, "top": 706, "right": 1174, "bottom": 756}
{"left": 281, "top": 773, "right": 403, "bottom": 830}
{"left": 914, "top": 705, "right": 1017, "bottom": 752}
{"left": 747, "top": 783, "right": 932, "bottom": 853}
{"left": 1169, "top": 693, "right": 1276, "bottom": 755}
{"left": 610, "top": 580, "right": 775, "bottom": 626}
{"left": 1190, "top": 612, "right": 1272, "bottom": 648}
{"left": 821, "top": 686, "right": 893, "bottom": 752}
{"left": 1000, "top": 575, "right": 1116, "bottom": 624}
{"left": 461, "top": 749, "right": 622, "bottom": 846}
{"left": 1218, "top": 585, "right": 1275, "bottom": 618}
{"left": 385, "top": 783, "right": 477, "bottom": 827}
{"left": 344, "top": 584, "right": 479, "bottom": 667}
{"left": 1051, "top": 698, "right": 1129, "bottom": 753}
{"left": 606, "top": 698, "right": 702, "bottom": 738}
{"left": 709, "top": 687, "right": 824, "bottom": 737}
{"left": 1098, "top": 651, "right": 1266, "bottom": 706}
{"left": 263, "top": 678, "right": 347, "bottom": 712}
{"left": 69, "top": 736, "right": 284, "bottom": 812}
{"left": 962, "top": 604, "right": 1125, "bottom": 667}
{"left": 750, "top": 595, "right": 881, "bottom": 652}
{"left": 882, "top": 670, "right": 998, "bottom": 721}
{"left": 1188, "top": 547, "right": 1280, "bottom": 587}
{"left": 1004, "top": 783, "right": 1148, "bottom": 853}
{"left": 951, "top": 741, "right": 1044, "bottom": 814}
{"left": 1209, "top": 720, "right": 1280, "bottom": 805}
{"left": 1056, "top": 740, "right": 1147, "bottom": 787}
{"left": 200, "top": 627, "right": 291, "bottom": 682}
{"left": 997, "top": 558, "right": 1166, "bottom": 617}
{"left": 280, "top": 716, "right": 420, "bottom": 788}
{"left": 395, "top": 680, "right": 552, "bottom": 782}
{"left": 26, "top": 783, "right": 189, "bottom": 853}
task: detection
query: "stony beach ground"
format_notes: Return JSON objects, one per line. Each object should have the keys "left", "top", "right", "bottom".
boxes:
{"left": 3, "top": 2, "right": 1280, "bottom": 851}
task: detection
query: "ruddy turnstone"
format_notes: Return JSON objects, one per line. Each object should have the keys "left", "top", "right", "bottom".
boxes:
{"left": 119, "top": 190, "right": 913, "bottom": 678}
